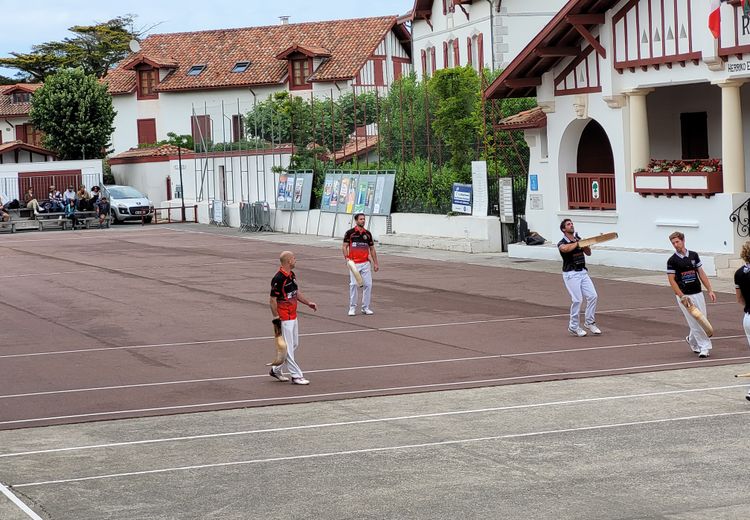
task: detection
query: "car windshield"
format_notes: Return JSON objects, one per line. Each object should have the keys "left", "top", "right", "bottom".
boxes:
{"left": 107, "top": 186, "right": 145, "bottom": 199}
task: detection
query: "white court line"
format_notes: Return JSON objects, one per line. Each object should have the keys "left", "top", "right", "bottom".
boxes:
{"left": 1, "top": 335, "right": 745, "bottom": 400}
{"left": 0, "top": 482, "right": 44, "bottom": 519}
{"left": 1, "top": 383, "right": 746, "bottom": 459}
{"left": 0, "top": 303, "right": 731, "bottom": 360}
{"left": 12, "top": 409, "right": 750, "bottom": 488}
{"left": 3, "top": 355, "right": 750, "bottom": 426}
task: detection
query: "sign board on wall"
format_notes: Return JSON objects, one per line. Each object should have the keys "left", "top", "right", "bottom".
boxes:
{"left": 498, "top": 178, "right": 515, "bottom": 224}
{"left": 529, "top": 174, "right": 539, "bottom": 191}
{"left": 471, "top": 161, "right": 488, "bottom": 217}
{"left": 276, "top": 170, "right": 314, "bottom": 211}
{"left": 451, "top": 183, "right": 472, "bottom": 214}
{"left": 320, "top": 171, "right": 395, "bottom": 215}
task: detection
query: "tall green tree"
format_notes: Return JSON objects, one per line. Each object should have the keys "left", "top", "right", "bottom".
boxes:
{"left": 29, "top": 68, "right": 116, "bottom": 159}
{"left": 429, "top": 66, "right": 481, "bottom": 179}
{"left": 0, "top": 15, "right": 148, "bottom": 81}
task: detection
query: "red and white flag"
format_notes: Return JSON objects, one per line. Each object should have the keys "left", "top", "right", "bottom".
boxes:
{"left": 709, "top": 0, "right": 730, "bottom": 39}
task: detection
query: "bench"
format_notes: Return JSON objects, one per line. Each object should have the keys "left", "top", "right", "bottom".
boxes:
{"left": 0, "top": 220, "right": 16, "bottom": 233}
{"left": 8, "top": 207, "right": 33, "bottom": 219}
{"left": 36, "top": 213, "right": 67, "bottom": 231}
{"left": 70, "top": 211, "right": 111, "bottom": 229}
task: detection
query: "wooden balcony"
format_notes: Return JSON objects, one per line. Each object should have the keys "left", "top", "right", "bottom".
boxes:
{"left": 566, "top": 173, "right": 616, "bottom": 210}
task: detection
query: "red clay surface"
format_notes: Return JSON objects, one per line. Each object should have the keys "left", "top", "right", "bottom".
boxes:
{"left": 1, "top": 225, "right": 748, "bottom": 430}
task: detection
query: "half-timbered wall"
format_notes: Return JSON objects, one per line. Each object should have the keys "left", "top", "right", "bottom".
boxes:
{"left": 554, "top": 45, "right": 601, "bottom": 95}
{"left": 612, "top": 0, "right": 699, "bottom": 71}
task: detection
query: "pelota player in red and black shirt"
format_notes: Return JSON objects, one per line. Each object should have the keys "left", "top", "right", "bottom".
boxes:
{"left": 269, "top": 250, "right": 317, "bottom": 385}
{"left": 343, "top": 213, "right": 379, "bottom": 316}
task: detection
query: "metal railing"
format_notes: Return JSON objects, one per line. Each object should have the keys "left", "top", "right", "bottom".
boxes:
{"left": 152, "top": 205, "right": 199, "bottom": 224}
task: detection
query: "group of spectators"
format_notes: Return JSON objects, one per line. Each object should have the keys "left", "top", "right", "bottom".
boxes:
{"left": 0, "top": 184, "right": 111, "bottom": 228}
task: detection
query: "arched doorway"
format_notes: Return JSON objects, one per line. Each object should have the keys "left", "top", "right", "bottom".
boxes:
{"left": 567, "top": 120, "right": 616, "bottom": 210}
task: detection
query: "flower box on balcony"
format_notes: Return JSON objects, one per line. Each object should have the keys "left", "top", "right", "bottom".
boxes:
{"left": 633, "top": 158, "right": 723, "bottom": 198}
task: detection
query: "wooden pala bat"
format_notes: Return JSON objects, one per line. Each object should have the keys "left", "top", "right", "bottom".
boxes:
{"left": 734, "top": 372, "right": 750, "bottom": 378}
{"left": 266, "top": 318, "right": 287, "bottom": 366}
{"left": 680, "top": 296, "right": 714, "bottom": 337}
{"left": 347, "top": 259, "right": 364, "bottom": 287}
{"left": 577, "top": 232, "right": 618, "bottom": 248}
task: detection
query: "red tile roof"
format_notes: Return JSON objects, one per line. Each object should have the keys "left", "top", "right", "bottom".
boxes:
{"left": 110, "top": 144, "right": 194, "bottom": 159}
{"left": 0, "top": 139, "right": 56, "bottom": 157}
{"left": 494, "top": 107, "right": 547, "bottom": 130}
{"left": 333, "top": 135, "right": 380, "bottom": 164}
{"left": 104, "top": 16, "right": 408, "bottom": 95}
{"left": 0, "top": 83, "right": 42, "bottom": 117}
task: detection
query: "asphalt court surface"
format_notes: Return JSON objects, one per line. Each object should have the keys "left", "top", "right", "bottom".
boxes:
{"left": 1, "top": 224, "right": 750, "bottom": 518}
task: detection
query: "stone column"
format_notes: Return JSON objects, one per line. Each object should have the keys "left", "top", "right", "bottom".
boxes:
{"left": 715, "top": 80, "right": 746, "bottom": 193}
{"left": 624, "top": 89, "right": 654, "bottom": 192}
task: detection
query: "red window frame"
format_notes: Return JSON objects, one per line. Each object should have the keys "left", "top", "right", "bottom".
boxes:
{"left": 137, "top": 118, "right": 157, "bottom": 145}
{"left": 137, "top": 68, "right": 159, "bottom": 100}
{"left": 289, "top": 58, "right": 312, "bottom": 90}
{"left": 191, "top": 115, "right": 212, "bottom": 147}
{"left": 16, "top": 123, "right": 43, "bottom": 147}
{"left": 232, "top": 114, "right": 244, "bottom": 142}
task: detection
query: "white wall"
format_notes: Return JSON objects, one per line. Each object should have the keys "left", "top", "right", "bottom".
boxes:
{"left": 0, "top": 116, "right": 29, "bottom": 144}
{"left": 0, "top": 159, "right": 103, "bottom": 200}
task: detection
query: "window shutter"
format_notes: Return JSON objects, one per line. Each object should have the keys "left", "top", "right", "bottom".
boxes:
{"left": 431, "top": 47, "right": 436, "bottom": 73}
{"left": 443, "top": 42, "right": 448, "bottom": 68}
{"left": 477, "top": 33, "right": 484, "bottom": 70}
{"left": 421, "top": 49, "right": 427, "bottom": 76}
{"left": 467, "top": 37, "right": 473, "bottom": 67}
{"left": 16, "top": 124, "right": 27, "bottom": 143}
{"left": 453, "top": 39, "right": 460, "bottom": 66}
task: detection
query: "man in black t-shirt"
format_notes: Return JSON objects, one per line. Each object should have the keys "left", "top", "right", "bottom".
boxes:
{"left": 667, "top": 231, "right": 716, "bottom": 358}
{"left": 558, "top": 219, "right": 600, "bottom": 337}
{"left": 733, "top": 241, "right": 750, "bottom": 401}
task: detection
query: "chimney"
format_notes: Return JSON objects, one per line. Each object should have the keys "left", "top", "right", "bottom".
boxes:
{"left": 279, "top": 16, "right": 290, "bottom": 25}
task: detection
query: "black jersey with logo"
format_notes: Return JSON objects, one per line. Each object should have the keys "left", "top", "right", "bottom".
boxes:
{"left": 557, "top": 234, "right": 587, "bottom": 272}
{"left": 667, "top": 250, "right": 703, "bottom": 295}
{"left": 270, "top": 269, "right": 298, "bottom": 320}
{"left": 735, "top": 264, "right": 750, "bottom": 313}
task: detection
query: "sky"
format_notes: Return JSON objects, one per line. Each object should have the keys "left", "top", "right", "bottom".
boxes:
{"left": 0, "top": 0, "right": 412, "bottom": 79}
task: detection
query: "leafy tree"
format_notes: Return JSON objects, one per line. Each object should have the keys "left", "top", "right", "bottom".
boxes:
{"left": 29, "top": 68, "right": 116, "bottom": 159}
{"left": 0, "top": 15, "right": 151, "bottom": 81}
{"left": 429, "top": 66, "right": 481, "bottom": 179}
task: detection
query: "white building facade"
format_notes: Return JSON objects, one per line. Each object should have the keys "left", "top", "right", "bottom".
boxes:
{"left": 105, "top": 17, "right": 411, "bottom": 155}
{"left": 410, "top": 0, "right": 566, "bottom": 78}
{"left": 486, "top": 0, "right": 750, "bottom": 272}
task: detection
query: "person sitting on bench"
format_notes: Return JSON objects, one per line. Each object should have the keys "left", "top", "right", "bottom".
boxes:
{"left": 48, "top": 185, "right": 64, "bottom": 212}
{"left": 64, "top": 198, "right": 78, "bottom": 229}
{"left": 23, "top": 187, "right": 42, "bottom": 215}
{"left": 76, "top": 185, "right": 91, "bottom": 211}
{"left": 95, "top": 196, "right": 110, "bottom": 228}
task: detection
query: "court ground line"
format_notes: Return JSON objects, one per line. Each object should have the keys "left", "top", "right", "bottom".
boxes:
{"left": 0, "top": 482, "right": 44, "bottom": 519}
{"left": 0, "top": 230, "right": 177, "bottom": 245}
{"left": 12, "top": 409, "right": 750, "bottom": 488}
{"left": 3, "top": 356, "right": 749, "bottom": 426}
{"left": 1, "top": 383, "right": 746, "bottom": 459}
{"left": 0, "top": 302, "right": 728, "bottom": 360}
{"left": 0, "top": 335, "right": 745, "bottom": 400}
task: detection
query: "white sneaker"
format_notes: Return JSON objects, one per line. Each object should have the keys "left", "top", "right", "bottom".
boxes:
{"left": 584, "top": 322, "right": 601, "bottom": 335}
{"left": 361, "top": 308, "right": 374, "bottom": 315}
{"left": 348, "top": 307, "right": 356, "bottom": 316}
{"left": 568, "top": 327, "right": 587, "bottom": 337}
{"left": 686, "top": 336, "right": 701, "bottom": 354}
{"left": 698, "top": 350, "right": 710, "bottom": 359}
{"left": 291, "top": 377, "right": 310, "bottom": 385}
{"left": 746, "top": 388, "right": 750, "bottom": 402}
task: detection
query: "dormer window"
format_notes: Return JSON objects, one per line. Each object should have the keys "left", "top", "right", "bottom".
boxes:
{"left": 187, "top": 64, "right": 206, "bottom": 76}
{"left": 137, "top": 68, "right": 159, "bottom": 100}
{"left": 11, "top": 92, "right": 31, "bottom": 104}
{"left": 291, "top": 58, "right": 311, "bottom": 89}
{"left": 231, "top": 61, "right": 250, "bottom": 73}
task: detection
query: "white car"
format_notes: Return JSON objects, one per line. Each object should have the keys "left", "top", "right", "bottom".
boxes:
{"left": 101, "top": 185, "right": 154, "bottom": 223}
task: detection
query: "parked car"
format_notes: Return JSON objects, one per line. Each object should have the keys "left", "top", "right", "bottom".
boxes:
{"left": 101, "top": 185, "right": 154, "bottom": 224}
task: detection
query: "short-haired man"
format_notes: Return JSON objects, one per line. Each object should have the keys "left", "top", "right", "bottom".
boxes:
{"left": 343, "top": 213, "right": 379, "bottom": 316}
{"left": 558, "top": 218, "right": 600, "bottom": 336}
{"left": 667, "top": 231, "right": 716, "bottom": 358}
{"left": 269, "top": 251, "right": 317, "bottom": 385}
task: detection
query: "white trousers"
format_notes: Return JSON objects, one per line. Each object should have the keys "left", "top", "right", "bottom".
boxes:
{"left": 676, "top": 293, "right": 712, "bottom": 352}
{"left": 562, "top": 270, "right": 598, "bottom": 330}
{"left": 279, "top": 318, "right": 303, "bottom": 378}
{"left": 349, "top": 261, "right": 373, "bottom": 309}
{"left": 744, "top": 313, "right": 750, "bottom": 347}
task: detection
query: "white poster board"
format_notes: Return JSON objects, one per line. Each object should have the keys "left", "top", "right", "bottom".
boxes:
{"left": 498, "top": 178, "right": 515, "bottom": 224}
{"left": 471, "top": 161, "right": 488, "bottom": 217}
